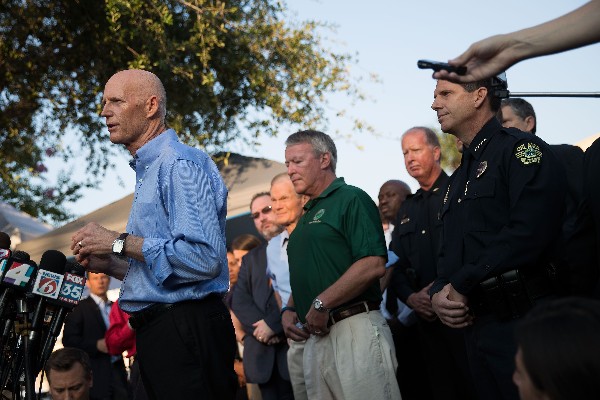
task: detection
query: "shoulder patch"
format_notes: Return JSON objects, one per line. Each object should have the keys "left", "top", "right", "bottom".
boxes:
{"left": 515, "top": 143, "right": 542, "bottom": 165}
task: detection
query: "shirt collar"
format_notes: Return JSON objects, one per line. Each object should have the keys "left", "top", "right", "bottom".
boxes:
{"left": 89, "top": 293, "right": 109, "bottom": 307}
{"left": 413, "top": 170, "right": 449, "bottom": 198}
{"left": 304, "top": 177, "right": 345, "bottom": 211}
{"left": 129, "top": 129, "right": 178, "bottom": 171}
{"left": 465, "top": 117, "right": 500, "bottom": 161}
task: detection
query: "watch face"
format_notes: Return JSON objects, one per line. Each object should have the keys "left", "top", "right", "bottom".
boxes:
{"left": 112, "top": 240, "right": 124, "bottom": 255}
{"left": 313, "top": 299, "right": 323, "bottom": 310}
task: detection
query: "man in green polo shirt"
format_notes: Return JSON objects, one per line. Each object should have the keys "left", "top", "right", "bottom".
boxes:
{"left": 283, "top": 130, "right": 400, "bottom": 400}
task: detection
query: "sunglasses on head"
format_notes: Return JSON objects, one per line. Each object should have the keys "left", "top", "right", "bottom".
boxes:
{"left": 251, "top": 205, "right": 272, "bottom": 220}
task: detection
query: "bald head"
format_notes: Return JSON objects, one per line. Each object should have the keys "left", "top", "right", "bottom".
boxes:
{"left": 107, "top": 70, "right": 167, "bottom": 121}
{"left": 101, "top": 69, "right": 168, "bottom": 155}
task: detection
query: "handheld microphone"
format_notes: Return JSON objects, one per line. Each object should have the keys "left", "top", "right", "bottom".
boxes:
{"left": 38, "top": 261, "right": 86, "bottom": 372}
{"left": 28, "top": 250, "right": 67, "bottom": 342}
{"left": 0, "top": 251, "right": 37, "bottom": 321}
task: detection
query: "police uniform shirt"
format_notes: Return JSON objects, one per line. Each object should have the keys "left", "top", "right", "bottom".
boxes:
{"left": 390, "top": 171, "right": 449, "bottom": 302}
{"left": 431, "top": 117, "right": 566, "bottom": 297}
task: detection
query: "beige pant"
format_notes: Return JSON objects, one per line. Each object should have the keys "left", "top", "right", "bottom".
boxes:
{"left": 303, "top": 310, "right": 401, "bottom": 400}
{"left": 287, "top": 339, "right": 308, "bottom": 400}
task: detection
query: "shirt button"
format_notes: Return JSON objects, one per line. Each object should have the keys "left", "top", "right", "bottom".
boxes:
{"left": 421, "top": 230, "right": 426, "bottom": 234}
{"left": 138, "top": 178, "right": 143, "bottom": 183}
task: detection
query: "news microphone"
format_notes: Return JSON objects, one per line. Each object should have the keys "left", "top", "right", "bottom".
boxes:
{"left": 38, "top": 261, "right": 86, "bottom": 371}
{"left": 0, "top": 251, "right": 37, "bottom": 321}
{"left": 28, "top": 250, "right": 67, "bottom": 343}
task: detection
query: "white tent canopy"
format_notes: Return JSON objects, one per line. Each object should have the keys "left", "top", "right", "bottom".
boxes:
{"left": 0, "top": 202, "right": 52, "bottom": 249}
{"left": 16, "top": 153, "right": 286, "bottom": 263}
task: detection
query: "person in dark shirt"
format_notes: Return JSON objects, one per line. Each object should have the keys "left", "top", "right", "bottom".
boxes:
{"left": 430, "top": 75, "right": 566, "bottom": 400}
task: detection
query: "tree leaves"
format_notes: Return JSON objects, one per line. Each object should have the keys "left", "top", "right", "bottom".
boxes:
{"left": 0, "top": 0, "right": 368, "bottom": 224}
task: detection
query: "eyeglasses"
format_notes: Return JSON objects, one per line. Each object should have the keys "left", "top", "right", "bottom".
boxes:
{"left": 251, "top": 205, "right": 272, "bottom": 220}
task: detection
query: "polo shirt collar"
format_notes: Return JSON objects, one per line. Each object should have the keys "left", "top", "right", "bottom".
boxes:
{"left": 304, "top": 177, "right": 345, "bottom": 211}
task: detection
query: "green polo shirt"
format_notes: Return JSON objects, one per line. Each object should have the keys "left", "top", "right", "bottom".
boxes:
{"left": 287, "top": 177, "right": 387, "bottom": 323}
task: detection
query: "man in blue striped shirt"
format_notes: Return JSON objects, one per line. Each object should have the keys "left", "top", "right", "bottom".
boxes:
{"left": 72, "top": 69, "right": 237, "bottom": 399}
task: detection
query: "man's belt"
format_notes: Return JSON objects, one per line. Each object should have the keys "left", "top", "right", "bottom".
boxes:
{"left": 129, "top": 303, "right": 177, "bottom": 330}
{"left": 128, "top": 295, "right": 221, "bottom": 330}
{"left": 329, "top": 301, "right": 380, "bottom": 326}
{"left": 470, "top": 266, "right": 557, "bottom": 320}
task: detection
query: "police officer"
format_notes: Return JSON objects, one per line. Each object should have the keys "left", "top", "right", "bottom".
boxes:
{"left": 390, "top": 126, "right": 473, "bottom": 400}
{"left": 430, "top": 75, "right": 566, "bottom": 400}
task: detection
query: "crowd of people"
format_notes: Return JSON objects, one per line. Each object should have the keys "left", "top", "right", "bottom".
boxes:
{"left": 15, "top": 1, "right": 600, "bottom": 399}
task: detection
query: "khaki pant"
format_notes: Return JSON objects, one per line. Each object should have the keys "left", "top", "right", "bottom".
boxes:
{"left": 287, "top": 339, "right": 308, "bottom": 400}
{"left": 303, "top": 310, "right": 401, "bottom": 400}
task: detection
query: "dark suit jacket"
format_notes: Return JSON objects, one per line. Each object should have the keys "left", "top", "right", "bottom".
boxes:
{"left": 231, "top": 244, "right": 290, "bottom": 384}
{"left": 63, "top": 296, "right": 125, "bottom": 400}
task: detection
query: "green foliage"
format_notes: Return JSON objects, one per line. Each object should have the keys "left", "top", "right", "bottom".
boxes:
{"left": 0, "top": 0, "right": 368, "bottom": 224}
{"left": 437, "top": 129, "right": 461, "bottom": 173}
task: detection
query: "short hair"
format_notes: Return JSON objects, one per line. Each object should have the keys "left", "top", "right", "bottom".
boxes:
{"left": 45, "top": 347, "right": 92, "bottom": 382}
{"left": 285, "top": 130, "right": 337, "bottom": 173}
{"left": 501, "top": 98, "right": 537, "bottom": 134}
{"left": 249, "top": 192, "right": 270, "bottom": 211}
{"left": 462, "top": 78, "right": 502, "bottom": 112}
{"left": 403, "top": 126, "right": 441, "bottom": 148}
{"left": 231, "top": 234, "right": 262, "bottom": 252}
{"left": 0, "top": 231, "right": 10, "bottom": 249}
{"left": 515, "top": 297, "right": 600, "bottom": 400}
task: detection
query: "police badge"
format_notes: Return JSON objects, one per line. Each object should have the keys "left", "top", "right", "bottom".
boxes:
{"left": 476, "top": 161, "right": 488, "bottom": 178}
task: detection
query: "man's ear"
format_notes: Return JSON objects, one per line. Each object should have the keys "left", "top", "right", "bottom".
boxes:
{"left": 145, "top": 95, "right": 160, "bottom": 118}
{"left": 474, "top": 87, "right": 488, "bottom": 109}
{"left": 524, "top": 116, "right": 536, "bottom": 133}
{"left": 320, "top": 152, "right": 331, "bottom": 170}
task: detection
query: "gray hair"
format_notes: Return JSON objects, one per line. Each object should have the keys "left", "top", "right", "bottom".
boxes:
{"left": 285, "top": 130, "right": 337, "bottom": 173}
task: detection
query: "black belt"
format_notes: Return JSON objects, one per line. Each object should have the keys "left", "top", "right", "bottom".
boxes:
{"left": 128, "top": 295, "right": 220, "bottom": 330}
{"left": 329, "top": 301, "right": 380, "bottom": 326}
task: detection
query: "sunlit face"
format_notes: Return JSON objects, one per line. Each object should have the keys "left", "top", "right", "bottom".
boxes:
{"left": 227, "top": 251, "right": 240, "bottom": 286}
{"left": 100, "top": 72, "right": 149, "bottom": 153}
{"left": 285, "top": 143, "right": 326, "bottom": 198}
{"left": 431, "top": 79, "right": 478, "bottom": 136}
{"left": 513, "top": 347, "right": 548, "bottom": 400}
{"left": 401, "top": 130, "right": 440, "bottom": 184}
{"left": 270, "top": 178, "right": 304, "bottom": 227}
{"left": 48, "top": 363, "right": 92, "bottom": 400}
{"left": 250, "top": 195, "right": 280, "bottom": 240}
{"left": 501, "top": 105, "right": 533, "bottom": 133}
{"left": 86, "top": 272, "right": 110, "bottom": 297}
{"left": 232, "top": 249, "right": 249, "bottom": 272}
{"left": 378, "top": 183, "right": 407, "bottom": 222}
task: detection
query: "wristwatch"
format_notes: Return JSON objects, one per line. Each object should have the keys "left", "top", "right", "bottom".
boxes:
{"left": 313, "top": 298, "right": 330, "bottom": 313}
{"left": 112, "top": 233, "right": 129, "bottom": 256}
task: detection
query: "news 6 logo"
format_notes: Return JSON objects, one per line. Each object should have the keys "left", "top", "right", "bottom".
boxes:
{"left": 33, "top": 270, "right": 64, "bottom": 299}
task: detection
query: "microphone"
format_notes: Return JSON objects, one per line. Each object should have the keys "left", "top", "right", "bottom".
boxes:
{"left": 38, "top": 261, "right": 86, "bottom": 372}
{"left": 28, "top": 250, "right": 67, "bottom": 344}
{"left": 0, "top": 251, "right": 37, "bottom": 321}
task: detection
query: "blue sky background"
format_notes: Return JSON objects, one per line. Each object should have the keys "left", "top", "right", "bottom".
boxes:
{"left": 65, "top": 0, "right": 599, "bottom": 218}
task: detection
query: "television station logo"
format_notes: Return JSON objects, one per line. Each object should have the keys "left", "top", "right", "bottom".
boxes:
{"left": 33, "top": 270, "right": 64, "bottom": 299}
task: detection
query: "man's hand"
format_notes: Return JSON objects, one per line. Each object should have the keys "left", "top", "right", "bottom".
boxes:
{"left": 281, "top": 310, "right": 309, "bottom": 342}
{"left": 252, "top": 319, "right": 275, "bottom": 344}
{"left": 305, "top": 307, "right": 330, "bottom": 336}
{"left": 431, "top": 283, "right": 472, "bottom": 328}
{"left": 96, "top": 338, "right": 108, "bottom": 353}
{"left": 406, "top": 282, "right": 436, "bottom": 321}
{"left": 71, "top": 222, "right": 119, "bottom": 259}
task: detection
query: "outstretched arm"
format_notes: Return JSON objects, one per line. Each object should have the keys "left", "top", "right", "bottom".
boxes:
{"left": 434, "top": 0, "right": 600, "bottom": 82}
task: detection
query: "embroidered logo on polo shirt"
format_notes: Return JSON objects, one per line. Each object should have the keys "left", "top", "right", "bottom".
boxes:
{"left": 313, "top": 209, "right": 325, "bottom": 221}
{"left": 515, "top": 143, "right": 542, "bottom": 165}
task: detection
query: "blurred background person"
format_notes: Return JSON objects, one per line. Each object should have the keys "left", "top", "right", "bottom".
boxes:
{"left": 45, "top": 347, "right": 94, "bottom": 400}
{"left": 513, "top": 297, "right": 600, "bottom": 400}
{"left": 63, "top": 272, "right": 128, "bottom": 400}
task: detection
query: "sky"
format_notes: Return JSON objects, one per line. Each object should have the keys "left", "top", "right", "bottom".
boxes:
{"left": 64, "top": 0, "right": 600, "bottom": 220}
